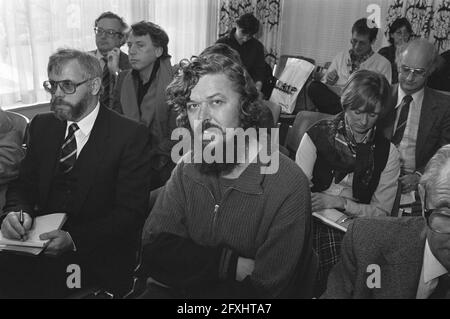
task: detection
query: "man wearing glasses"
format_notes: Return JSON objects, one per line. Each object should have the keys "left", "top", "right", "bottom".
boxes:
{"left": 322, "top": 144, "right": 450, "bottom": 299}
{"left": 90, "top": 11, "right": 131, "bottom": 109}
{"left": 0, "top": 49, "right": 152, "bottom": 298}
{"left": 380, "top": 39, "right": 450, "bottom": 211}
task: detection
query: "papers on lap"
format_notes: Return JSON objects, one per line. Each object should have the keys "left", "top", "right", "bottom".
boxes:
{"left": 0, "top": 213, "right": 67, "bottom": 255}
{"left": 312, "top": 209, "right": 353, "bottom": 232}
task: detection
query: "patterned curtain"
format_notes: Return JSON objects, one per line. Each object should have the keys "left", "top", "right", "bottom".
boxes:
{"left": 386, "top": 0, "right": 450, "bottom": 52}
{"left": 218, "top": 0, "right": 282, "bottom": 66}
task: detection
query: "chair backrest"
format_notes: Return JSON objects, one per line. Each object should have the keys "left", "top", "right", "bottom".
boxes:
{"left": 5, "top": 111, "right": 30, "bottom": 145}
{"left": 285, "top": 111, "right": 332, "bottom": 158}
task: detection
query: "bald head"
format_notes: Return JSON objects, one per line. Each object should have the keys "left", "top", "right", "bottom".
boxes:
{"left": 400, "top": 39, "right": 437, "bottom": 69}
{"left": 421, "top": 145, "right": 450, "bottom": 207}
{"left": 398, "top": 39, "right": 437, "bottom": 94}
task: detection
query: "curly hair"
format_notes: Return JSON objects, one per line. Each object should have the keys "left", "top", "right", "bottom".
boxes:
{"left": 167, "top": 54, "right": 263, "bottom": 130}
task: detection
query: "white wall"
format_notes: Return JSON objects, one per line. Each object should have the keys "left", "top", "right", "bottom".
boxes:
{"left": 280, "top": 0, "right": 391, "bottom": 65}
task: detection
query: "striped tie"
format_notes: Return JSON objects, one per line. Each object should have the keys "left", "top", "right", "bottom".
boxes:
{"left": 100, "top": 57, "right": 112, "bottom": 108}
{"left": 59, "top": 123, "right": 79, "bottom": 174}
{"left": 391, "top": 95, "right": 413, "bottom": 146}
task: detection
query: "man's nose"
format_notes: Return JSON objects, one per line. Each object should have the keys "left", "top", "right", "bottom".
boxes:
{"left": 360, "top": 113, "right": 368, "bottom": 126}
{"left": 406, "top": 71, "right": 415, "bottom": 81}
{"left": 54, "top": 84, "right": 65, "bottom": 97}
{"left": 197, "top": 103, "right": 211, "bottom": 120}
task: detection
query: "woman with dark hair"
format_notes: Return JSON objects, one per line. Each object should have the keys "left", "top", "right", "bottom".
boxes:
{"left": 295, "top": 70, "right": 400, "bottom": 295}
{"left": 379, "top": 17, "right": 413, "bottom": 84}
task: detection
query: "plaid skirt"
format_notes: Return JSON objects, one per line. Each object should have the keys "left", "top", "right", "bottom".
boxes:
{"left": 313, "top": 219, "right": 345, "bottom": 296}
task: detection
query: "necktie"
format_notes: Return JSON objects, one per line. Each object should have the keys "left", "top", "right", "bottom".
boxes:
{"left": 101, "top": 57, "right": 112, "bottom": 108}
{"left": 391, "top": 95, "right": 413, "bottom": 146}
{"left": 429, "top": 274, "right": 450, "bottom": 299}
{"left": 59, "top": 123, "right": 79, "bottom": 174}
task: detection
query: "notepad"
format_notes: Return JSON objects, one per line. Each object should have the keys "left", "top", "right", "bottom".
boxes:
{"left": 0, "top": 213, "right": 67, "bottom": 253}
{"left": 312, "top": 209, "right": 353, "bottom": 232}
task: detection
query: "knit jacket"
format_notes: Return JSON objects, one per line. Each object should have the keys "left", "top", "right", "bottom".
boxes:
{"left": 141, "top": 152, "right": 314, "bottom": 298}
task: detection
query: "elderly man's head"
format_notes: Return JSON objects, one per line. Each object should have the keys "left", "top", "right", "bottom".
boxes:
{"left": 420, "top": 144, "right": 450, "bottom": 270}
{"left": 45, "top": 49, "right": 102, "bottom": 122}
{"left": 398, "top": 39, "right": 437, "bottom": 95}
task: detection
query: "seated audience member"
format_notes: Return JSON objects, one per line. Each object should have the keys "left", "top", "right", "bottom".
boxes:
{"left": 216, "top": 13, "right": 267, "bottom": 95}
{"left": 113, "top": 21, "right": 176, "bottom": 190}
{"left": 0, "top": 109, "right": 25, "bottom": 210}
{"left": 378, "top": 17, "right": 413, "bottom": 84}
{"left": 199, "top": 43, "right": 278, "bottom": 128}
{"left": 322, "top": 144, "right": 450, "bottom": 299}
{"left": 296, "top": 70, "right": 400, "bottom": 294}
{"left": 428, "top": 49, "right": 450, "bottom": 92}
{"left": 90, "top": 11, "right": 131, "bottom": 109}
{"left": 0, "top": 49, "right": 152, "bottom": 298}
{"left": 379, "top": 39, "right": 450, "bottom": 210}
{"left": 139, "top": 54, "right": 315, "bottom": 298}
{"left": 308, "top": 18, "right": 392, "bottom": 115}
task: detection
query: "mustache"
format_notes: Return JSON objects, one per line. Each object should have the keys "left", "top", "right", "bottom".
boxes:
{"left": 202, "top": 120, "right": 223, "bottom": 133}
{"left": 51, "top": 97, "right": 73, "bottom": 107}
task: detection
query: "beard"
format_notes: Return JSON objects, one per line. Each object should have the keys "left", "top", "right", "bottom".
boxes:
{"left": 51, "top": 95, "right": 90, "bottom": 122}
{"left": 191, "top": 120, "right": 239, "bottom": 176}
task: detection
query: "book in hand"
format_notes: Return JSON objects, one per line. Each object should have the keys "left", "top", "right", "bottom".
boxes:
{"left": 312, "top": 209, "right": 353, "bottom": 232}
{"left": 0, "top": 213, "right": 67, "bottom": 255}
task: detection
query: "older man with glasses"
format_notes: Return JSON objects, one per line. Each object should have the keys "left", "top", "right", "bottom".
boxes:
{"left": 0, "top": 48, "right": 152, "bottom": 298}
{"left": 379, "top": 39, "right": 450, "bottom": 215}
{"left": 89, "top": 11, "right": 131, "bottom": 109}
{"left": 322, "top": 144, "right": 450, "bottom": 299}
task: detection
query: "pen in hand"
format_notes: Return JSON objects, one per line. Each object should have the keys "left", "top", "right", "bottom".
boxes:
{"left": 19, "top": 210, "right": 25, "bottom": 241}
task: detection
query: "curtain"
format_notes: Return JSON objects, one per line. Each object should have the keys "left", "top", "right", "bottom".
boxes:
{"left": 218, "top": 0, "right": 283, "bottom": 66}
{"left": 386, "top": 0, "right": 450, "bottom": 52}
{"left": 0, "top": 0, "right": 216, "bottom": 108}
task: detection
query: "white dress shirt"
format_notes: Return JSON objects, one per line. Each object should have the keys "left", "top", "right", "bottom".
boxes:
{"left": 394, "top": 87, "right": 424, "bottom": 173}
{"left": 416, "top": 240, "right": 448, "bottom": 299}
{"left": 66, "top": 102, "right": 100, "bottom": 158}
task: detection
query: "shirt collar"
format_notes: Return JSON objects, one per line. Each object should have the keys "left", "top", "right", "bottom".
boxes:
{"left": 396, "top": 86, "right": 425, "bottom": 109}
{"left": 423, "top": 239, "right": 448, "bottom": 283}
{"left": 67, "top": 102, "right": 100, "bottom": 137}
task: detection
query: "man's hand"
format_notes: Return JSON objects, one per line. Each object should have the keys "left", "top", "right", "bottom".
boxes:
{"left": 312, "top": 193, "right": 345, "bottom": 212}
{"left": 1, "top": 212, "right": 32, "bottom": 240}
{"left": 40, "top": 230, "right": 74, "bottom": 256}
{"left": 325, "top": 69, "right": 339, "bottom": 85}
{"left": 106, "top": 48, "right": 121, "bottom": 74}
{"left": 236, "top": 257, "right": 255, "bottom": 282}
{"left": 399, "top": 173, "right": 420, "bottom": 194}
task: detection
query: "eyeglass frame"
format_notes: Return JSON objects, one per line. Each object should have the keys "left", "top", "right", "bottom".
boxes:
{"left": 94, "top": 27, "right": 123, "bottom": 38}
{"left": 399, "top": 64, "right": 428, "bottom": 78}
{"left": 422, "top": 187, "right": 450, "bottom": 235}
{"left": 43, "top": 78, "right": 93, "bottom": 95}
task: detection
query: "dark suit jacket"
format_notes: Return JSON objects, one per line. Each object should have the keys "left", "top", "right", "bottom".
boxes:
{"left": 322, "top": 217, "right": 426, "bottom": 299}
{"left": 3, "top": 105, "right": 152, "bottom": 294}
{"left": 379, "top": 85, "right": 450, "bottom": 173}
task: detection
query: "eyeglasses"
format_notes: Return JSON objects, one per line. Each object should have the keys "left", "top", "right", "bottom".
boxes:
{"left": 43, "top": 79, "right": 92, "bottom": 95}
{"left": 423, "top": 188, "right": 450, "bottom": 234}
{"left": 94, "top": 27, "right": 122, "bottom": 38}
{"left": 399, "top": 65, "right": 427, "bottom": 78}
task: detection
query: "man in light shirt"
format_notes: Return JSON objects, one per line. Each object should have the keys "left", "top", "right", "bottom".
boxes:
{"left": 308, "top": 18, "right": 392, "bottom": 115}
{"left": 322, "top": 144, "right": 450, "bottom": 299}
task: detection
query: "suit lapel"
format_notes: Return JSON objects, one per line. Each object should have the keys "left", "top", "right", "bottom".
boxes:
{"left": 381, "top": 84, "right": 398, "bottom": 139}
{"left": 71, "top": 106, "right": 110, "bottom": 215}
{"left": 40, "top": 118, "right": 66, "bottom": 204}
{"left": 416, "top": 88, "right": 437, "bottom": 167}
